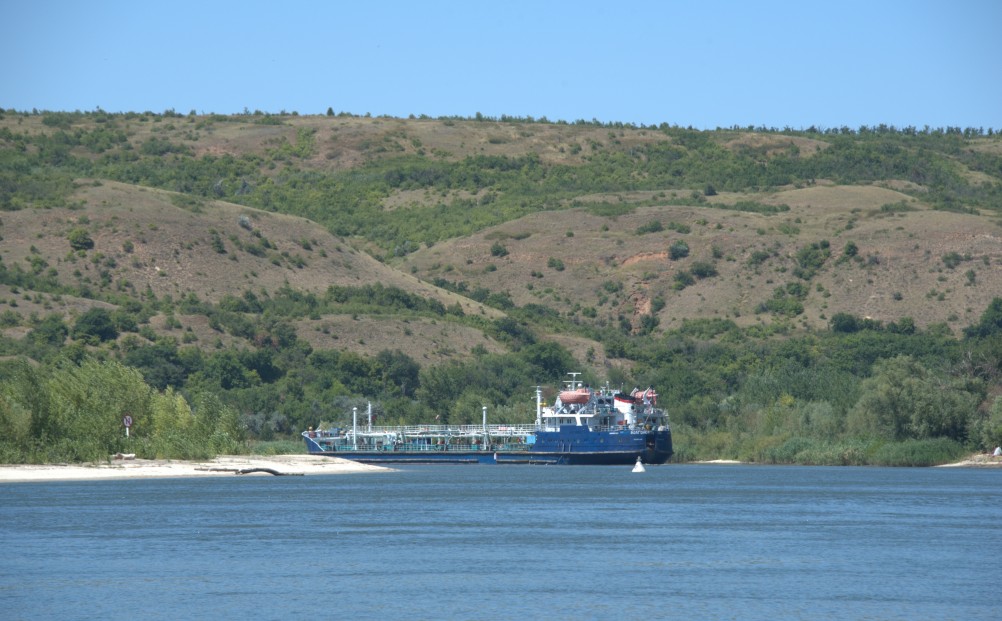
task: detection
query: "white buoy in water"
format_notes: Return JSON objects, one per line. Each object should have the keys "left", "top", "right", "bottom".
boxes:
{"left": 632, "top": 456, "right": 646, "bottom": 473}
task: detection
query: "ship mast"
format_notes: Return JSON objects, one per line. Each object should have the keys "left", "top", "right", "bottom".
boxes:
{"left": 352, "top": 406, "right": 358, "bottom": 450}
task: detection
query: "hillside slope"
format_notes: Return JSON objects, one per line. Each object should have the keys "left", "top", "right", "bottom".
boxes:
{"left": 0, "top": 179, "right": 506, "bottom": 364}
{"left": 2, "top": 110, "right": 1001, "bottom": 364}
{"left": 403, "top": 181, "right": 1000, "bottom": 333}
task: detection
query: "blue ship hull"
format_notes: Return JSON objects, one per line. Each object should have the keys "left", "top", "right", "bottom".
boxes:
{"left": 303, "top": 425, "right": 672, "bottom": 466}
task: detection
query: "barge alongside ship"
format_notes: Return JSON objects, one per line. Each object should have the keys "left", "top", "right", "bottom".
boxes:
{"left": 302, "top": 377, "right": 672, "bottom": 465}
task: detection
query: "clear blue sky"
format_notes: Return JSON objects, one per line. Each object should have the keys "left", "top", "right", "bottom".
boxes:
{"left": 3, "top": 0, "right": 1000, "bottom": 130}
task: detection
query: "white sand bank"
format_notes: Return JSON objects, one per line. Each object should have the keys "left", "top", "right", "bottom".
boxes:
{"left": 936, "top": 453, "right": 1002, "bottom": 468}
{"left": 0, "top": 454, "right": 389, "bottom": 483}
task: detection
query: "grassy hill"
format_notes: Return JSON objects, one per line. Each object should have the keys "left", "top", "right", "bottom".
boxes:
{"left": 0, "top": 178, "right": 503, "bottom": 364}
{"left": 3, "top": 111, "right": 1001, "bottom": 358}
{"left": 2, "top": 109, "right": 1002, "bottom": 460}
{"left": 403, "top": 181, "right": 998, "bottom": 334}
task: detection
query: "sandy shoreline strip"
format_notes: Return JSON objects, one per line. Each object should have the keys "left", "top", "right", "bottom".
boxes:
{"left": 0, "top": 454, "right": 389, "bottom": 483}
{"left": 2, "top": 453, "right": 998, "bottom": 482}
{"left": 690, "top": 455, "right": 1002, "bottom": 468}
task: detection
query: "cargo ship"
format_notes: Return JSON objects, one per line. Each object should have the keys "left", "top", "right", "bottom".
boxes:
{"left": 302, "top": 376, "right": 672, "bottom": 465}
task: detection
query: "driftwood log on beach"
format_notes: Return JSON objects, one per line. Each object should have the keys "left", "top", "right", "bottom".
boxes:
{"left": 237, "top": 467, "right": 303, "bottom": 476}
{"left": 196, "top": 466, "right": 304, "bottom": 476}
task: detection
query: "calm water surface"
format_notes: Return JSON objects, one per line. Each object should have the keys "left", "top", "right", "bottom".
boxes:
{"left": 1, "top": 465, "right": 999, "bottom": 620}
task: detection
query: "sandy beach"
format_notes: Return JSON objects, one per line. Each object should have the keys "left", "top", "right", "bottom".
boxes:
{"left": 0, "top": 454, "right": 389, "bottom": 483}
{"left": 691, "top": 455, "right": 1002, "bottom": 468}
{"left": 1, "top": 453, "right": 998, "bottom": 482}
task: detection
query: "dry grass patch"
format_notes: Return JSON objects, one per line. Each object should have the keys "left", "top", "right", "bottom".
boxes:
{"left": 722, "top": 132, "right": 829, "bottom": 157}
{"left": 770, "top": 184, "right": 917, "bottom": 213}
{"left": 295, "top": 315, "right": 505, "bottom": 364}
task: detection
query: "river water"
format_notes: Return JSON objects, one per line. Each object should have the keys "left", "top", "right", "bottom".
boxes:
{"left": 1, "top": 464, "right": 999, "bottom": 620}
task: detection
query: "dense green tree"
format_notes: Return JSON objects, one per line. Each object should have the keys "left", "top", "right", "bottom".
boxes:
{"left": 198, "top": 350, "right": 261, "bottom": 390}
{"left": 690, "top": 261, "right": 718, "bottom": 279}
{"left": 848, "top": 355, "right": 978, "bottom": 442}
{"left": 489, "top": 317, "right": 536, "bottom": 348}
{"left": 0, "top": 361, "right": 51, "bottom": 447}
{"left": 333, "top": 351, "right": 380, "bottom": 396}
{"left": 29, "top": 314, "right": 68, "bottom": 347}
{"left": 123, "top": 340, "right": 188, "bottom": 390}
{"left": 72, "top": 308, "right": 118, "bottom": 342}
{"left": 830, "top": 312, "right": 861, "bottom": 333}
{"left": 975, "top": 397, "right": 1002, "bottom": 450}
{"left": 111, "top": 309, "right": 139, "bottom": 333}
{"left": 964, "top": 297, "right": 1002, "bottom": 338}
{"left": 375, "top": 349, "right": 420, "bottom": 398}
{"left": 516, "top": 341, "right": 574, "bottom": 379}
{"left": 669, "top": 240, "right": 690, "bottom": 260}
{"left": 66, "top": 228, "right": 94, "bottom": 251}
{"left": 0, "top": 358, "right": 242, "bottom": 462}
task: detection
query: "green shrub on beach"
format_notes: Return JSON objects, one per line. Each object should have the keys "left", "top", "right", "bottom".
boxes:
{"left": 0, "top": 359, "right": 245, "bottom": 464}
{"left": 763, "top": 437, "right": 870, "bottom": 465}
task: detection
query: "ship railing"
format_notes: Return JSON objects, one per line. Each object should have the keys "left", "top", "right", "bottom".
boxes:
{"left": 585, "top": 424, "right": 672, "bottom": 433}
{"left": 312, "top": 421, "right": 668, "bottom": 440}
{"left": 341, "top": 424, "right": 540, "bottom": 438}
{"left": 315, "top": 441, "right": 532, "bottom": 453}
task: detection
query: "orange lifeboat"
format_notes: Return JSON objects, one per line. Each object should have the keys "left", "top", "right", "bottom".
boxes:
{"left": 558, "top": 387, "right": 591, "bottom": 405}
